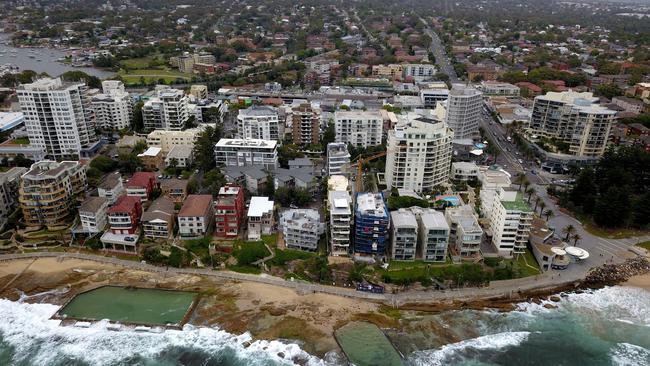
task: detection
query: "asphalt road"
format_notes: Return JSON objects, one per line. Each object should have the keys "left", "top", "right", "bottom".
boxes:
{"left": 419, "top": 16, "right": 459, "bottom": 83}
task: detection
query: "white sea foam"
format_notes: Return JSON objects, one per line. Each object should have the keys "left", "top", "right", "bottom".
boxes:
{"left": 407, "top": 331, "right": 530, "bottom": 366}
{"left": 0, "top": 299, "right": 329, "bottom": 366}
{"left": 610, "top": 342, "right": 650, "bottom": 366}
{"left": 559, "top": 286, "right": 650, "bottom": 324}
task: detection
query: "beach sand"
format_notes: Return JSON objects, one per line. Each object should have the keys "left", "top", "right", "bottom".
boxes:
{"left": 623, "top": 273, "right": 650, "bottom": 291}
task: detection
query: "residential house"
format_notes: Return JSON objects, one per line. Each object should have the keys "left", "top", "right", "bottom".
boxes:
{"left": 97, "top": 172, "right": 125, "bottom": 204}
{"left": 178, "top": 194, "right": 214, "bottom": 238}
{"left": 214, "top": 184, "right": 245, "bottom": 238}
{"left": 247, "top": 196, "right": 275, "bottom": 241}
{"left": 101, "top": 195, "right": 142, "bottom": 253}
{"left": 126, "top": 172, "right": 156, "bottom": 202}
{"left": 141, "top": 196, "right": 175, "bottom": 239}
{"left": 279, "top": 209, "right": 325, "bottom": 251}
{"left": 160, "top": 178, "right": 188, "bottom": 203}
{"left": 78, "top": 196, "right": 109, "bottom": 233}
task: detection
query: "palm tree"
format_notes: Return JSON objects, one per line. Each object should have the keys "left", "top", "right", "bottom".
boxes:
{"left": 543, "top": 209, "right": 554, "bottom": 221}
{"left": 515, "top": 172, "right": 526, "bottom": 191}
{"left": 526, "top": 187, "right": 535, "bottom": 203}
{"left": 533, "top": 197, "right": 542, "bottom": 212}
{"left": 538, "top": 201, "right": 546, "bottom": 216}
{"left": 523, "top": 180, "right": 531, "bottom": 193}
{"left": 572, "top": 233, "right": 582, "bottom": 247}
{"left": 563, "top": 225, "right": 576, "bottom": 241}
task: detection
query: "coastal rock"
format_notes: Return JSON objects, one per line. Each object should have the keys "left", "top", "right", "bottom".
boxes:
{"left": 549, "top": 296, "right": 561, "bottom": 302}
{"left": 543, "top": 304, "right": 557, "bottom": 309}
{"left": 583, "top": 258, "right": 650, "bottom": 287}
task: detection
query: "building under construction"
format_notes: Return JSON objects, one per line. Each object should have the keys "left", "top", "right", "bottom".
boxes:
{"left": 353, "top": 192, "right": 390, "bottom": 255}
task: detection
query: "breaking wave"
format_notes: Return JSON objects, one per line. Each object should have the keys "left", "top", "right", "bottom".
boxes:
{"left": 407, "top": 331, "right": 530, "bottom": 366}
{"left": 0, "top": 299, "right": 329, "bottom": 366}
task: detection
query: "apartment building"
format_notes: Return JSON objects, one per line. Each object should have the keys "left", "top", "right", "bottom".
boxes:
{"left": 19, "top": 161, "right": 87, "bottom": 228}
{"left": 214, "top": 138, "right": 278, "bottom": 169}
{"left": 477, "top": 81, "right": 520, "bottom": 96}
{"left": 403, "top": 63, "right": 437, "bottom": 81}
{"left": 326, "top": 142, "right": 351, "bottom": 176}
{"left": 478, "top": 165, "right": 512, "bottom": 218}
{"left": 328, "top": 189, "right": 352, "bottom": 256}
{"left": 334, "top": 110, "right": 383, "bottom": 148}
{"left": 529, "top": 91, "right": 617, "bottom": 157}
{"left": 487, "top": 188, "right": 533, "bottom": 258}
{"left": 142, "top": 87, "right": 189, "bottom": 131}
{"left": 385, "top": 113, "right": 453, "bottom": 193}
{"left": 237, "top": 105, "right": 280, "bottom": 141}
{"left": 416, "top": 208, "right": 450, "bottom": 262}
{"left": 279, "top": 209, "right": 325, "bottom": 251}
{"left": 78, "top": 197, "right": 108, "bottom": 233}
{"left": 445, "top": 205, "right": 483, "bottom": 260}
{"left": 141, "top": 196, "right": 175, "bottom": 239}
{"left": 91, "top": 80, "right": 132, "bottom": 130}
{"left": 420, "top": 83, "right": 450, "bottom": 108}
{"left": 101, "top": 195, "right": 142, "bottom": 252}
{"left": 290, "top": 104, "right": 320, "bottom": 146}
{"left": 97, "top": 172, "right": 124, "bottom": 204}
{"left": 214, "top": 184, "right": 245, "bottom": 238}
{"left": 165, "top": 145, "right": 193, "bottom": 168}
{"left": 125, "top": 172, "right": 156, "bottom": 202}
{"left": 17, "top": 78, "right": 97, "bottom": 160}
{"left": 451, "top": 162, "right": 479, "bottom": 181}
{"left": 354, "top": 192, "right": 390, "bottom": 255}
{"left": 178, "top": 194, "right": 214, "bottom": 238}
{"left": 444, "top": 84, "right": 483, "bottom": 140}
{"left": 160, "top": 178, "right": 188, "bottom": 203}
{"left": 146, "top": 126, "right": 204, "bottom": 153}
{"left": 0, "top": 167, "right": 27, "bottom": 226}
{"left": 247, "top": 196, "right": 275, "bottom": 241}
{"left": 372, "top": 64, "right": 403, "bottom": 79}
{"left": 390, "top": 209, "right": 419, "bottom": 261}
{"left": 189, "top": 84, "right": 208, "bottom": 100}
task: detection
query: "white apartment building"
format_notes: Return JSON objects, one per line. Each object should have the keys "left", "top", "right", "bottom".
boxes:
{"left": 178, "top": 195, "right": 214, "bottom": 238}
{"left": 444, "top": 84, "right": 483, "bottom": 140}
{"left": 445, "top": 205, "right": 483, "bottom": 259}
{"left": 78, "top": 197, "right": 109, "bottom": 233}
{"left": 328, "top": 189, "right": 352, "bottom": 256}
{"left": 390, "top": 209, "right": 419, "bottom": 261}
{"left": 416, "top": 208, "right": 450, "bottom": 262}
{"left": 0, "top": 167, "right": 26, "bottom": 227}
{"left": 478, "top": 165, "right": 512, "bottom": 218}
{"left": 142, "top": 87, "right": 189, "bottom": 131}
{"left": 326, "top": 142, "right": 351, "bottom": 176}
{"left": 247, "top": 196, "right": 275, "bottom": 241}
{"left": 487, "top": 188, "right": 533, "bottom": 258}
{"left": 91, "top": 80, "right": 132, "bottom": 130}
{"left": 214, "top": 138, "right": 278, "bottom": 169}
{"left": 451, "top": 161, "right": 479, "bottom": 181}
{"left": 97, "top": 172, "right": 124, "bottom": 204}
{"left": 478, "top": 81, "right": 520, "bottom": 96}
{"left": 403, "top": 63, "right": 437, "bottom": 81}
{"left": 237, "top": 105, "right": 280, "bottom": 141}
{"left": 334, "top": 110, "right": 383, "bottom": 148}
{"left": 529, "top": 91, "right": 617, "bottom": 157}
{"left": 165, "top": 145, "right": 193, "bottom": 168}
{"left": 385, "top": 113, "right": 453, "bottom": 193}
{"left": 420, "top": 82, "right": 450, "bottom": 108}
{"left": 279, "top": 209, "right": 325, "bottom": 251}
{"left": 146, "top": 126, "right": 204, "bottom": 153}
{"left": 17, "top": 77, "right": 97, "bottom": 160}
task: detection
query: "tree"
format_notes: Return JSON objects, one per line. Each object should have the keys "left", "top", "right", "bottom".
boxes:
{"left": 193, "top": 126, "right": 219, "bottom": 171}
{"left": 263, "top": 173, "right": 275, "bottom": 197}
{"left": 538, "top": 201, "right": 547, "bottom": 215}
{"left": 572, "top": 233, "right": 582, "bottom": 247}
{"left": 90, "top": 155, "right": 118, "bottom": 173}
{"left": 533, "top": 197, "right": 542, "bottom": 212}
{"left": 525, "top": 187, "right": 535, "bottom": 203}
{"left": 321, "top": 121, "right": 335, "bottom": 146}
{"left": 133, "top": 140, "right": 148, "bottom": 154}
{"left": 183, "top": 115, "right": 197, "bottom": 129}
{"left": 543, "top": 209, "right": 554, "bottom": 221}
{"left": 132, "top": 101, "right": 145, "bottom": 132}
{"left": 595, "top": 83, "right": 623, "bottom": 99}
{"left": 563, "top": 225, "right": 576, "bottom": 241}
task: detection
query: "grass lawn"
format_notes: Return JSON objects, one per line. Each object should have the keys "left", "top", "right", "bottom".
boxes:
{"left": 11, "top": 137, "right": 29, "bottom": 145}
{"left": 636, "top": 241, "right": 650, "bottom": 251}
{"left": 387, "top": 258, "right": 452, "bottom": 271}
{"left": 511, "top": 250, "right": 541, "bottom": 277}
{"left": 118, "top": 69, "right": 192, "bottom": 84}
{"left": 119, "top": 56, "right": 157, "bottom": 69}
{"left": 227, "top": 265, "right": 261, "bottom": 274}
{"left": 261, "top": 234, "right": 277, "bottom": 248}
{"left": 270, "top": 248, "right": 316, "bottom": 267}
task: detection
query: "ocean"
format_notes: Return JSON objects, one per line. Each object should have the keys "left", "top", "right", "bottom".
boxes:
{"left": 0, "top": 286, "right": 648, "bottom": 366}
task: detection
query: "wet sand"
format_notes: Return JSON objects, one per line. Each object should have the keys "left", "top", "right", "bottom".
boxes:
{"left": 623, "top": 273, "right": 650, "bottom": 291}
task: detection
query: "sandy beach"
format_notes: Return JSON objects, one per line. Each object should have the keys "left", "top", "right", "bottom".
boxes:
{"left": 623, "top": 273, "right": 650, "bottom": 291}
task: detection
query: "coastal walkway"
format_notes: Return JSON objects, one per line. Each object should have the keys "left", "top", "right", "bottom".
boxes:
{"left": 0, "top": 252, "right": 594, "bottom": 305}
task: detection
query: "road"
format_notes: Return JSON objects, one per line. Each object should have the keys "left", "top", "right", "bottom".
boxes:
{"left": 1, "top": 250, "right": 647, "bottom": 306}
{"left": 418, "top": 16, "right": 459, "bottom": 83}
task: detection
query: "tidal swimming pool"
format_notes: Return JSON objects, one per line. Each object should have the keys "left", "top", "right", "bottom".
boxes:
{"left": 58, "top": 286, "right": 198, "bottom": 326}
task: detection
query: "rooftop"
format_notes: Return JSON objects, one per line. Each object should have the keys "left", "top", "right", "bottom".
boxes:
{"left": 238, "top": 105, "right": 278, "bottom": 117}
{"left": 98, "top": 172, "right": 122, "bottom": 190}
{"left": 500, "top": 192, "right": 532, "bottom": 212}
{"left": 142, "top": 197, "right": 175, "bottom": 222}
{"left": 391, "top": 209, "right": 418, "bottom": 228}
{"left": 137, "top": 147, "right": 162, "bottom": 157}
{"left": 127, "top": 172, "right": 156, "bottom": 188}
{"left": 108, "top": 195, "right": 141, "bottom": 214}
{"left": 179, "top": 195, "right": 213, "bottom": 217}
{"left": 419, "top": 209, "right": 449, "bottom": 230}
{"left": 79, "top": 197, "right": 107, "bottom": 214}
{"left": 355, "top": 192, "right": 388, "bottom": 218}
{"left": 215, "top": 138, "right": 277, "bottom": 149}
{"left": 248, "top": 196, "right": 274, "bottom": 217}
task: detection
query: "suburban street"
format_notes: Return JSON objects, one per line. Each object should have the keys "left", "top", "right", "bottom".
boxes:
{"left": 419, "top": 16, "right": 460, "bottom": 83}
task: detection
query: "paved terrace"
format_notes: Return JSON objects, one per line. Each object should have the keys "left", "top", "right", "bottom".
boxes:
{"left": 0, "top": 249, "right": 645, "bottom": 306}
